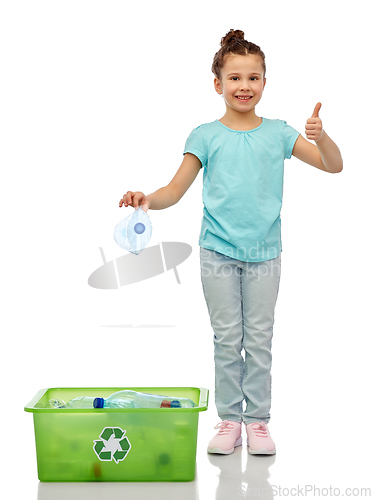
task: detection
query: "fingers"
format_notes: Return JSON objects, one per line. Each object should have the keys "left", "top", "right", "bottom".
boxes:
{"left": 126, "top": 191, "right": 136, "bottom": 207}
{"left": 119, "top": 190, "right": 132, "bottom": 207}
{"left": 306, "top": 118, "right": 319, "bottom": 125}
{"left": 305, "top": 124, "right": 320, "bottom": 137}
{"left": 119, "top": 191, "right": 146, "bottom": 209}
{"left": 306, "top": 103, "right": 323, "bottom": 141}
{"left": 305, "top": 121, "right": 323, "bottom": 141}
{"left": 305, "top": 120, "right": 321, "bottom": 129}
{"left": 305, "top": 133, "right": 318, "bottom": 141}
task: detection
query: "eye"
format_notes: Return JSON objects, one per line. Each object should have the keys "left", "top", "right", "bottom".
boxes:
{"left": 231, "top": 76, "right": 239, "bottom": 81}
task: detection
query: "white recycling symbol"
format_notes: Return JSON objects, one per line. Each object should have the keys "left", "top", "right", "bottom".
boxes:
{"left": 93, "top": 427, "right": 131, "bottom": 464}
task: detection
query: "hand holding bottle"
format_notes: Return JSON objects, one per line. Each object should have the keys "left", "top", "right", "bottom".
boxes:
{"left": 119, "top": 191, "right": 150, "bottom": 212}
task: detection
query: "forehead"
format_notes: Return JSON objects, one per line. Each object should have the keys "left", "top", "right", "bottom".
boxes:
{"left": 222, "top": 53, "right": 264, "bottom": 76}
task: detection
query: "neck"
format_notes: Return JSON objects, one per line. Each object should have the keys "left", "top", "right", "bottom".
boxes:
{"left": 220, "top": 108, "right": 261, "bottom": 131}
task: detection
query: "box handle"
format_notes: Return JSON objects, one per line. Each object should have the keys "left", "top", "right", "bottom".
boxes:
{"left": 24, "top": 388, "right": 49, "bottom": 412}
{"left": 198, "top": 388, "right": 209, "bottom": 409}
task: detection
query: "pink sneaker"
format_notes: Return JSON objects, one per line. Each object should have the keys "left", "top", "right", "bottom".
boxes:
{"left": 207, "top": 421, "right": 242, "bottom": 454}
{"left": 246, "top": 422, "right": 276, "bottom": 455}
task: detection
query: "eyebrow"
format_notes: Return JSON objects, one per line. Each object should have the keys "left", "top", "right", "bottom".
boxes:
{"left": 226, "top": 72, "right": 261, "bottom": 77}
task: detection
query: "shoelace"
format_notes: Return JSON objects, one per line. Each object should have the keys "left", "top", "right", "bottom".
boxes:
{"left": 250, "top": 422, "right": 268, "bottom": 438}
{"left": 214, "top": 421, "right": 236, "bottom": 435}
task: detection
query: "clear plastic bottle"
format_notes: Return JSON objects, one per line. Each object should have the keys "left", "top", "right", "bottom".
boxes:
{"left": 93, "top": 390, "right": 196, "bottom": 409}
{"left": 114, "top": 206, "right": 152, "bottom": 255}
{"left": 65, "top": 396, "right": 97, "bottom": 409}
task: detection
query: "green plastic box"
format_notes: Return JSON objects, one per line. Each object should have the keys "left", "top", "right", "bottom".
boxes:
{"left": 25, "top": 387, "right": 209, "bottom": 482}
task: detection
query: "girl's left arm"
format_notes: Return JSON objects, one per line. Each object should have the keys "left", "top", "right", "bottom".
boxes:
{"left": 292, "top": 102, "right": 343, "bottom": 173}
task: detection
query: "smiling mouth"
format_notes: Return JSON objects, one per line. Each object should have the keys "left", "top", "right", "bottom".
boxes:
{"left": 236, "top": 96, "right": 253, "bottom": 100}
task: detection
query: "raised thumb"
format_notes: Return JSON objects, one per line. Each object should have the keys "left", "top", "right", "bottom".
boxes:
{"left": 312, "top": 102, "right": 322, "bottom": 118}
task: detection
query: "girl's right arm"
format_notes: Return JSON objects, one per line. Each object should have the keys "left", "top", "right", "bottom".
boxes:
{"left": 119, "top": 153, "right": 202, "bottom": 210}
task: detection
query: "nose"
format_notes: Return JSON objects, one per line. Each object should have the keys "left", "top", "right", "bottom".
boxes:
{"left": 240, "top": 80, "right": 251, "bottom": 91}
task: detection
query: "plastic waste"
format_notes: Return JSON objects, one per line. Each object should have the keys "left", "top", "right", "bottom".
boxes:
{"left": 114, "top": 206, "right": 152, "bottom": 255}
{"left": 46, "top": 398, "right": 66, "bottom": 408}
{"left": 65, "top": 396, "right": 97, "bottom": 409}
{"left": 93, "top": 390, "right": 196, "bottom": 409}
{"left": 45, "top": 397, "right": 98, "bottom": 409}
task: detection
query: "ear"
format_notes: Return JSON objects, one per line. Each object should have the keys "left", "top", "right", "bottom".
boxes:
{"left": 214, "top": 77, "right": 222, "bottom": 95}
{"left": 263, "top": 78, "right": 266, "bottom": 90}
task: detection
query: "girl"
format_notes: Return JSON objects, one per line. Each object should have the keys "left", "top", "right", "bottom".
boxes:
{"left": 119, "top": 29, "right": 343, "bottom": 455}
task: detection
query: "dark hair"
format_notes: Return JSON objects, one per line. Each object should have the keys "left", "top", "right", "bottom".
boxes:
{"left": 212, "top": 29, "right": 266, "bottom": 80}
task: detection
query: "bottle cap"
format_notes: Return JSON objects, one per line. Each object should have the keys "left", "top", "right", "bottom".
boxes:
{"left": 134, "top": 222, "right": 145, "bottom": 234}
{"left": 93, "top": 397, "right": 105, "bottom": 408}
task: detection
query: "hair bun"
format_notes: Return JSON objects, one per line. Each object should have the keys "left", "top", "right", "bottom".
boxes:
{"left": 212, "top": 29, "right": 266, "bottom": 79}
{"left": 221, "top": 29, "right": 245, "bottom": 47}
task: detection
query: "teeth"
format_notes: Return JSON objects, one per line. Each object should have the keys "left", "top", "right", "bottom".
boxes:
{"left": 237, "top": 96, "right": 251, "bottom": 100}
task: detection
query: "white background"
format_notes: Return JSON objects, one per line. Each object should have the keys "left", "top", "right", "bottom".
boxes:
{"left": 1, "top": 1, "right": 371, "bottom": 498}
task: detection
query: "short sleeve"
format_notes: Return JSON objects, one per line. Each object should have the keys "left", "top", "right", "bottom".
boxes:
{"left": 183, "top": 125, "right": 207, "bottom": 167}
{"left": 282, "top": 121, "right": 300, "bottom": 159}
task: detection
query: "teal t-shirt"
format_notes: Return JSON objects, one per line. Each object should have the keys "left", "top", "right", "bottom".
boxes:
{"left": 183, "top": 117, "right": 300, "bottom": 262}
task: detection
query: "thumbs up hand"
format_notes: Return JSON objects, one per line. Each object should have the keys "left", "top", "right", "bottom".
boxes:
{"left": 305, "top": 102, "right": 324, "bottom": 142}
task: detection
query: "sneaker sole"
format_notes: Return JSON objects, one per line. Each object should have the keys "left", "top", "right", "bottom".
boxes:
{"left": 248, "top": 446, "right": 276, "bottom": 455}
{"left": 207, "top": 436, "right": 242, "bottom": 455}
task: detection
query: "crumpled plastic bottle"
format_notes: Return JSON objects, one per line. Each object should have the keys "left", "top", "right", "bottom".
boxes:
{"left": 45, "top": 398, "right": 66, "bottom": 408}
{"left": 114, "top": 206, "right": 152, "bottom": 255}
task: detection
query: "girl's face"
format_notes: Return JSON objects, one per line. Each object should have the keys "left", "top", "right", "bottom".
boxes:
{"left": 214, "top": 54, "right": 266, "bottom": 115}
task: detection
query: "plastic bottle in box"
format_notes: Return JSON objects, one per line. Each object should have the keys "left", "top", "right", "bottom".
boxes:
{"left": 94, "top": 389, "right": 196, "bottom": 409}
{"left": 65, "top": 396, "right": 97, "bottom": 408}
{"left": 45, "top": 397, "right": 96, "bottom": 409}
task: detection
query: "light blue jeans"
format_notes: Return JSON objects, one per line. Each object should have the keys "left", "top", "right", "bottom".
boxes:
{"left": 200, "top": 247, "right": 281, "bottom": 425}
